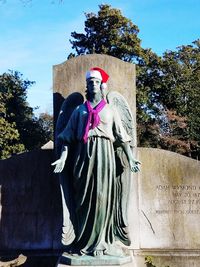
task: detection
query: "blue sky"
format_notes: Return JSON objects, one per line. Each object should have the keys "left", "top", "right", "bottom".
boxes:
{"left": 0, "top": 0, "right": 199, "bottom": 115}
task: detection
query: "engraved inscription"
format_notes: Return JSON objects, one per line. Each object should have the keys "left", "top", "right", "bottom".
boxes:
{"left": 155, "top": 184, "right": 200, "bottom": 215}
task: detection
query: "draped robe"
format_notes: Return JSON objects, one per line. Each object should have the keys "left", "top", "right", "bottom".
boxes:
{"left": 58, "top": 102, "right": 131, "bottom": 255}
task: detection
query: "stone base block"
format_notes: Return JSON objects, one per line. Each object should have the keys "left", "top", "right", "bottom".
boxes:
{"left": 56, "top": 252, "right": 132, "bottom": 266}
{"left": 133, "top": 249, "right": 200, "bottom": 267}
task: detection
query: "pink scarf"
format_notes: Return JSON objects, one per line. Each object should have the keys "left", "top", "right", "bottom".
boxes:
{"left": 83, "top": 99, "right": 106, "bottom": 143}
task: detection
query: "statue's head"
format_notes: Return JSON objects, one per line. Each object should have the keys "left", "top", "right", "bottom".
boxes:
{"left": 85, "top": 67, "right": 109, "bottom": 100}
{"left": 86, "top": 67, "right": 109, "bottom": 90}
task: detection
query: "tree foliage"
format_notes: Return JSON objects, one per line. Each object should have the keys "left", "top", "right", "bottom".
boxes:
{"left": 69, "top": 4, "right": 143, "bottom": 62}
{"left": 0, "top": 71, "right": 53, "bottom": 159}
{"left": 0, "top": 91, "right": 24, "bottom": 159}
{"left": 137, "top": 40, "right": 200, "bottom": 158}
{"left": 154, "top": 41, "right": 200, "bottom": 158}
{"left": 136, "top": 48, "right": 164, "bottom": 146}
{"left": 38, "top": 112, "right": 54, "bottom": 141}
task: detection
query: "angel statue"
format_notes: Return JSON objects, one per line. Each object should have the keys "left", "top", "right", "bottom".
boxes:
{"left": 52, "top": 67, "right": 141, "bottom": 258}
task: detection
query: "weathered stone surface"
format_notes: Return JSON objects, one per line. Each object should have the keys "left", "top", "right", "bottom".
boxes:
{"left": 41, "top": 140, "right": 54, "bottom": 150}
{"left": 129, "top": 148, "right": 200, "bottom": 267}
{"left": 0, "top": 149, "right": 62, "bottom": 250}
{"left": 136, "top": 148, "right": 200, "bottom": 250}
{"left": 0, "top": 254, "right": 27, "bottom": 267}
{"left": 133, "top": 249, "right": 200, "bottom": 267}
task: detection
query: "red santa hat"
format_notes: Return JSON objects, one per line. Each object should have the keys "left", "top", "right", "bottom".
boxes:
{"left": 86, "top": 67, "right": 109, "bottom": 89}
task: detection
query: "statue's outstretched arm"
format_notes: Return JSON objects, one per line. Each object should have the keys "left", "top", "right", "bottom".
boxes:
{"left": 120, "top": 143, "right": 141, "bottom": 173}
{"left": 51, "top": 145, "right": 69, "bottom": 173}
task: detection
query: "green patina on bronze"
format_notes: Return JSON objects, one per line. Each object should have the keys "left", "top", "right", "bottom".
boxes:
{"left": 52, "top": 56, "right": 140, "bottom": 262}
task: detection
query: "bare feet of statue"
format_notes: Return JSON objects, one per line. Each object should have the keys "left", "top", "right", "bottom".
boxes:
{"left": 104, "top": 245, "right": 125, "bottom": 257}
{"left": 93, "top": 250, "right": 105, "bottom": 257}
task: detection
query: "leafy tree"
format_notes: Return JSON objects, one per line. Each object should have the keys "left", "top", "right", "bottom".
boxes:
{"left": 158, "top": 110, "right": 193, "bottom": 155}
{"left": 150, "top": 40, "right": 200, "bottom": 158}
{"left": 38, "top": 112, "right": 54, "bottom": 141}
{"left": 137, "top": 40, "right": 200, "bottom": 158}
{"left": 69, "top": 4, "right": 143, "bottom": 62}
{"left": 0, "top": 71, "right": 53, "bottom": 159}
{"left": 0, "top": 92, "right": 24, "bottom": 159}
{"left": 136, "top": 49, "right": 164, "bottom": 146}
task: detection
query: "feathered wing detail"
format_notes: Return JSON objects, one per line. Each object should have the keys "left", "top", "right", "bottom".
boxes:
{"left": 106, "top": 91, "right": 135, "bottom": 148}
{"left": 55, "top": 92, "right": 84, "bottom": 246}
{"left": 106, "top": 91, "right": 135, "bottom": 246}
{"left": 55, "top": 92, "right": 84, "bottom": 156}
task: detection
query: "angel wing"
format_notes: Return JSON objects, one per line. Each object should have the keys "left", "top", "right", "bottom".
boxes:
{"left": 55, "top": 92, "right": 84, "bottom": 156}
{"left": 106, "top": 91, "right": 135, "bottom": 148}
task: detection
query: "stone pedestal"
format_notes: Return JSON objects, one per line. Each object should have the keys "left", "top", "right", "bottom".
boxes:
{"left": 57, "top": 253, "right": 132, "bottom": 266}
{"left": 57, "top": 263, "right": 134, "bottom": 267}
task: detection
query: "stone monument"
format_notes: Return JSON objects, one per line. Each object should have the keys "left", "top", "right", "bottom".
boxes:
{"left": 0, "top": 54, "right": 199, "bottom": 266}
{"left": 53, "top": 54, "right": 200, "bottom": 267}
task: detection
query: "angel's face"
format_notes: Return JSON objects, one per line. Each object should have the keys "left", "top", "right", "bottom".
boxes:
{"left": 86, "top": 77, "right": 102, "bottom": 94}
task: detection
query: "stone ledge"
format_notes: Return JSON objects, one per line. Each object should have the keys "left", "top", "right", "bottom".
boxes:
{"left": 133, "top": 249, "right": 200, "bottom": 256}
{"left": 132, "top": 249, "right": 200, "bottom": 267}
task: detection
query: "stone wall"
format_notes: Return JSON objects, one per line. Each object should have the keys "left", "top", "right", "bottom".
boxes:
{"left": 136, "top": 148, "right": 200, "bottom": 250}
{"left": 0, "top": 149, "right": 62, "bottom": 251}
{"left": 132, "top": 148, "right": 200, "bottom": 267}
{"left": 1, "top": 147, "right": 200, "bottom": 266}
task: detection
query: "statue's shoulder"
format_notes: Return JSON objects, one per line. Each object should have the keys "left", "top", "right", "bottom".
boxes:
{"left": 74, "top": 103, "right": 87, "bottom": 114}
{"left": 78, "top": 102, "right": 86, "bottom": 109}
{"left": 105, "top": 102, "right": 114, "bottom": 111}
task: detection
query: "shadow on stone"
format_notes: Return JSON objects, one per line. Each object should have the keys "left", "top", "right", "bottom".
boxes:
{"left": 0, "top": 149, "right": 63, "bottom": 251}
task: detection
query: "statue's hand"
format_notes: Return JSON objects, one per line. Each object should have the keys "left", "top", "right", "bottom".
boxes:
{"left": 51, "top": 158, "right": 66, "bottom": 173}
{"left": 129, "top": 159, "right": 141, "bottom": 173}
